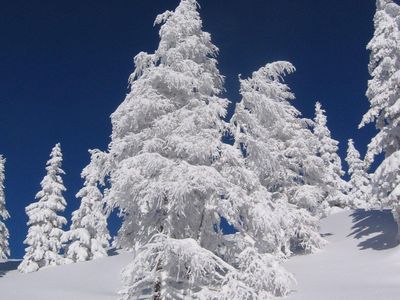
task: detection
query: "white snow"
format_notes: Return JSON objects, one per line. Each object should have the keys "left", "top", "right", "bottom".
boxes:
{"left": 0, "top": 251, "right": 131, "bottom": 300}
{"left": 1, "top": 210, "right": 400, "bottom": 299}
{"left": 285, "top": 210, "right": 400, "bottom": 300}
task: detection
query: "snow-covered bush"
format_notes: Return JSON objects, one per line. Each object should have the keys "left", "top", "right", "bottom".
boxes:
{"left": 19, "top": 143, "right": 67, "bottom": 273}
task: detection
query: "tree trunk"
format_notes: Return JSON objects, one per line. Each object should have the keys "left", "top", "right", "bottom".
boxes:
{"left": 153, "top": 195, "right": 168, "bottom": 300}
{"left": 153, "top": 260, "right": 162, "bottom": 300}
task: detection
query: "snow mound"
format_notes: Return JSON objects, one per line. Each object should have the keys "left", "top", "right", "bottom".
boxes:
{"left": 1, "top": 210, "right": 400, "bottom": 300}
{"left": 285, "top": 210, "right": 400, "bottom": 300}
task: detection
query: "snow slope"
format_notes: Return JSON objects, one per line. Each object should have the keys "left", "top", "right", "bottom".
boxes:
{"left": 0, "top": 210, "right": 399, "bottom": 300}
{"left": 285, "top": 209, "right": 400, "bottom": 300}
{"left": 0, "top": 251, "right": 131, "bottom": 300}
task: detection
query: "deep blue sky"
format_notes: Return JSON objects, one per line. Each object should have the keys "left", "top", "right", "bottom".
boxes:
{"left": 0, "top": 0, "right": 385, "bottom": 258}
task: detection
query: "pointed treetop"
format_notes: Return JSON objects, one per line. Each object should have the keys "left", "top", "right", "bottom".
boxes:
{"left": 135, "top": 0, "right": 204, "bottom": 64}
{"left": 154, "top": 0, "right": 214, "bottom": 57}
{"left": 46, "top": 143, "right": 64, "bottom": 172}
{"left": 151, "top": 0, "right": 222, "bottom": 93}
{"left": 346, "top": 139, "right": 366, "bottom": 174}
{"left": 313, "top": 101, "right": 337, "bottom": 148}
{"left": 314, "top": 101, "right": 336, "bottom": 146}
{"left": 347, "top": 139, "right": 358, "bottom": 158}
{"left": 50, "top": 142, "right": 62, "bottom": 156}
{"left": 314, "top": 102, "right": 327, "bottom": 127}
{"left": 155, "top": 0, "right": 200, "bottom": 29}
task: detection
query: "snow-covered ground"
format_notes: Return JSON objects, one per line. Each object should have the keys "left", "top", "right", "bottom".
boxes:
{"left": 0, "top": 250, "right": 131, "bottom": 300}
{"left": 285, "top": 209, "right": 400, "bottom": 300}
{"left": 1, "top": 210, "right": 399, "bottom": 300}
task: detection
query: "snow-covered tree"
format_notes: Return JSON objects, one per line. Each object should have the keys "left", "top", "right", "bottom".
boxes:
{"left": 345, "top": 139, "right": 373, "bottom": 209}
{"left": 230, "top": 61, "right": 326, "bottom": 252}
{"left": 359, "top": 0, "right": 400, "bottom": 235}
{"left": 215, "top": 143, "right": 325, "bottom": 257}
{"left": 313, "top": 102, "right": 348, "bottom": 207}
{"left": 63, "top": 150, "right": 110, "bottom": 263}
{"left": 100, "top": 1, "right": 296, "bottom": 298}
{"left": 360, "top": 0, "right": 400, "bottom": 165}
{"left": 0, "top": 155, "right": 10, "bottom": 259}
{"left": 232, "top": 61, "right": 328, "bottom": 217}
{"left": 373, "top": 151, "right": 400, "bottom": 237}
{"left": 19, "top": 143, "right": 67, "bottom": 273}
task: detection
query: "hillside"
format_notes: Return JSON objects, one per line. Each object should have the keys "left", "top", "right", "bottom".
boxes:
{"left": 0, "top": 251, "right": 130, "bottom": 300}
{"left": 1, "top": 210, "right": 400, "bottom": 299}
{"left": 285, "top": 210, "right": 400, "bottom": 300}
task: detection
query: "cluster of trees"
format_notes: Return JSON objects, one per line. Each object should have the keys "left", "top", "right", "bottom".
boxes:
{"left": 17, "top": 144, "right": 110, "bottom": 273}
{"left": 0, "top": 0, "right": 399, "bottom": 299}
{"left": 101, "top": 1, "right": 349, "bottom": 297}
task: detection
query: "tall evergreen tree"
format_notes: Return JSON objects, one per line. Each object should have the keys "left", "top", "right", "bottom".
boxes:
{"left": 313, "top": 102, "right": 348, "bottom": 207}
{"left": 345, "top": 139, "right": 373, "bottom": 209}
{"left": 63, "top": 150, "right": 110, "bottom": 263}
{"left": 231, "top": 61, "right": 326, "bottom": 253}
{"left": 19, "top": 143, "right": 67, "bottom": 273}
{"left": 100, "top": 1, "right": 296, "bottom": 298}
{"left": 360, "top": 0, "right": 400, "bottom": 164}
{"left": 0, "top": 155, "right": 10, "bottom": 259}
{"left": 359, "top": 0, "right": 400, "bottom": 234}
{"left": 232, "top": 61, "right": 328, "bottom": 217}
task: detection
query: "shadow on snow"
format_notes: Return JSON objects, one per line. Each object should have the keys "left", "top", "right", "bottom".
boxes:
{"left": 348, "top": 209, "right": 400, "bottom": 251}
{"left": 0, "top": 260, "right": 20, "bottom": 278}
{"left": 107, "top": 248, "right": 120, "bottom": 257}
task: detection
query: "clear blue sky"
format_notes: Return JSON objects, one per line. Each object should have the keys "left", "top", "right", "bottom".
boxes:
{"left": 0, "top": 0, "right": 384, "bottom": 258}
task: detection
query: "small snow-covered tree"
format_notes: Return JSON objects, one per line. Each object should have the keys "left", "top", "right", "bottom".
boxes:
{"left": 19, "top": 143, "right": 67, "bottom": 273}
{"left": 232, "top": 61, "right": 328, "bottom": 217}
{"left": 313, "top": 102, "right": 348, "bottom": 207}
{"left": 100, "top": 1, "right": 297, "bottom": 298}
{"left": 0, "top": 155, "right": 10, "bottom": 259}
{"left": 345, "top": 139, "right": 373, "bottom": 209}
{"left": 359, "top": 0, "right": 400, "bottom": 234}
{"left": 63, "top": 150, "right": 110, "bottom": 262}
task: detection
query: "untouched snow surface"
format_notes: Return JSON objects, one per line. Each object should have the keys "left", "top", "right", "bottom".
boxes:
{"left": 0, "top": 210, "right": 400, "bottom": 299}
{"left": 0, "top": 251, "right": 131, "bottom": 300}
{"left": 285, "top": 209, "right": 400, "bottom": 300}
